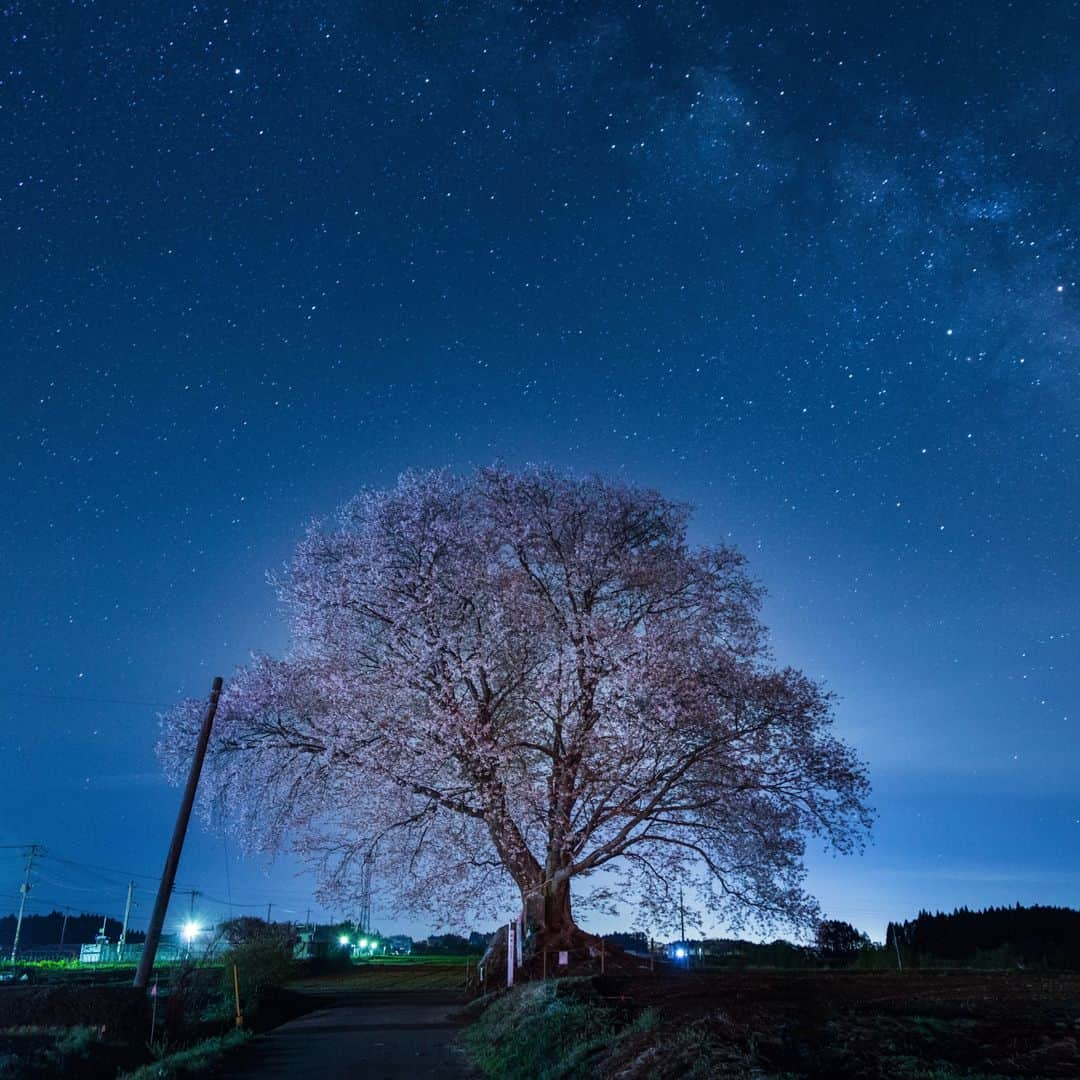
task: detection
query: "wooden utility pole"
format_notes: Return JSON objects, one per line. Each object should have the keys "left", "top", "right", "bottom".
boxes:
{"left": 119, "top": 881, "right": 135, "bottom": 950}
{"left": 134, "top": 677, "right": 223, "bottom": 989}
{"left": 10, "top": 844, "right": 43, "bottom": 963}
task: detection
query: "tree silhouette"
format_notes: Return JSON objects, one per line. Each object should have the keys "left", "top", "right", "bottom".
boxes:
{"left": 160, "top": 467, "right": 871, "bottom": 951}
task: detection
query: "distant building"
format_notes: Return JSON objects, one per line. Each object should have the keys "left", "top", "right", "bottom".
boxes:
{"left": 384, "top": 935, "right": 413, "bottom": 956}
{"left": 293, "top": 928, "right": 333, "bottom": 960}
{"left": 79, "top": 930, "right": 221, "bottom": 964}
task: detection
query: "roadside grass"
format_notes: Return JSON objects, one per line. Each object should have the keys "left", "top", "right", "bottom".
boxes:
{"left": 463, "top": 980, "right": 726, "bottom": 1080}
{"left": 117, "top": 1030, "right": 250, "bottom": 1080}
{"left": 464, "top": 980, "right": 621, "bottom": 1079}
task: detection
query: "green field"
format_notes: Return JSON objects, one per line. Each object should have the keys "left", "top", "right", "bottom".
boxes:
{"left": 2, "top": 954, "right": 478, "bottom": 996}
{"left": 351, "top": 953, "right": 472, "bottom": 965}
{"left": 290, "top": 959, "right": 474, "bottom": 993}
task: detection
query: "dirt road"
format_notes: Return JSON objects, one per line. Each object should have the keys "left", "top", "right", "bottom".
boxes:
{"left": 219, "top": 992, "right": 475, "bottom": 1079}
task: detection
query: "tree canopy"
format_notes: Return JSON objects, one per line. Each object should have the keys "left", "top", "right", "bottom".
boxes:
{"left": 815, "top": 919, "right": 870, "bottom": 959}
{"left": 160, "top": 467, "right": 871, "bottom": 943}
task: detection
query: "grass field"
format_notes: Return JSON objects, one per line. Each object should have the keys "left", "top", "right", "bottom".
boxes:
{"left": 610, "top": 968, "right": 1080, "bottom": 1077}
{"left": 464, "top": 968, "right": 1080, "bottom": 1078}
{"left": 1, "top": 962, "right": 137, "bottom": 987}
{"left": 289, "top": 958, "right": 475, "bottom": 993}
{"left": 348, "top": 953, "right": 473, "bottom": 965}
{"left": 3, "top": 953, "right": 476, "bottom": 986}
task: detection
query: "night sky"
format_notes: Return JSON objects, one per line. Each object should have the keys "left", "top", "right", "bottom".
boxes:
{"left": 2, "top": 1, "right": 1078, "bottom": 943}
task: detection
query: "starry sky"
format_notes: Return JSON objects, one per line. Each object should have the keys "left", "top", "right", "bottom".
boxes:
{"left": 2, "top": 1, "right": 1078, "bottom": 944}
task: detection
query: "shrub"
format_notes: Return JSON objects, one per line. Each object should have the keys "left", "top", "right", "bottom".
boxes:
{"left": 222, "top": 941, "right": 295, "bottom": 1017}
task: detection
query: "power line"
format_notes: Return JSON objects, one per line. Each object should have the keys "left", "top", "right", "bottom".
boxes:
{"left": 46, "top": 854, "right": 161, "bottom": 882}
{"left": 39, "top": 857, "right": 321, "bottom": 917}
{"left": 5, "top": 848, "right": 318, "bottom": 927}
{"left": 34, "top": 870, "right": 110, "bottom": 893}
{"left": 0, "top": 690, "right": 176, "bottom": 709}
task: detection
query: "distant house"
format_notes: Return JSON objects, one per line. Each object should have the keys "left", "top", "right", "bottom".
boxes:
{"left": 384, "top": 935, "right": 413, "bottom": 956}
{"left": 293, "top": 928, "right": 333, "bottom": 960}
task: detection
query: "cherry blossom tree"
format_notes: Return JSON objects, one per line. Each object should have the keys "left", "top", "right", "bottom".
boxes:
{"left": 160, "top": 467, "right": 871, "bottom": 949}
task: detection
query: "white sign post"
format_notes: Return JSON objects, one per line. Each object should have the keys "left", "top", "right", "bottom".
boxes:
{"left": 506, "top": 923, "right": 515, "bottom": 987}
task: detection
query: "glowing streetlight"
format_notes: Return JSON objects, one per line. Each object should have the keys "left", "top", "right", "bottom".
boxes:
{"left": 339, "top": 935, "right": 350, "bottom": 947}
{"left": 182, "top": 921, "right": 200, "bottom": 944}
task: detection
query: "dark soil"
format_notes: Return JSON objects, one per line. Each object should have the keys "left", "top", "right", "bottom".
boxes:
{"left": 0, "top": 983, "right": 149, "bottom": 1041}
{"left": 0, "top": 969, "right": 321, "bottom": 1078}
{"left": 0, "top": 1028, "right": 149, "bottom": 1079}
{"left": 590, "top": 968, "right": 1080, "bottom": 1078}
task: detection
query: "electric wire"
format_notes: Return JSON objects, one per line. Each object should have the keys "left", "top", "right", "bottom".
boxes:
{"left": 0, "top": 690, "right": 176, "bottom": 709}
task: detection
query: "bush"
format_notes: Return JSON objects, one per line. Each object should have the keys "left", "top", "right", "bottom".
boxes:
{"left": 222, "top": 941, "right": 295, "bottom": 1017}
{"left": 219, "top": 917, "right": 297, "bottom": 951}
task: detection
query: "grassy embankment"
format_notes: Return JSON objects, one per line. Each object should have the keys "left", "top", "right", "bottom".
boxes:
{"left": 463, "top": 969, "right": 1080, "bottom": 1079}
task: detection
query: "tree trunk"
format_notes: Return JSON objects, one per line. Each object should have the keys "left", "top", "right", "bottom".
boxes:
{"left": 523, "top": 875, "right": 576, "bottom": 946}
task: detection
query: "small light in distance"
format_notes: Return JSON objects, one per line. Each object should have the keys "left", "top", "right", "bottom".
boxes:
{"left": 358, "top": 938, "right": 368, "bottom": 949}
{"left": 182, "top": 921, "right": 200, "bottom": 943}
{"left": 339, "top": 935, "right": 350, "bottom": 946}
{"left": 674, "top": 946, "right": 686, "bottom": 959}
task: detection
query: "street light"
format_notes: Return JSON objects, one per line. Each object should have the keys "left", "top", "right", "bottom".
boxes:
{"left": 339, "top": 935, "right": 350, "bottom": 947}
{"left": 181, "top": 920, "right": 200, "bottom": 959}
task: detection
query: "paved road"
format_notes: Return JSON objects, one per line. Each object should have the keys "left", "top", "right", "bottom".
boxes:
{"left": 220, "top": 993, "right": 476, "bottom": 1079}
